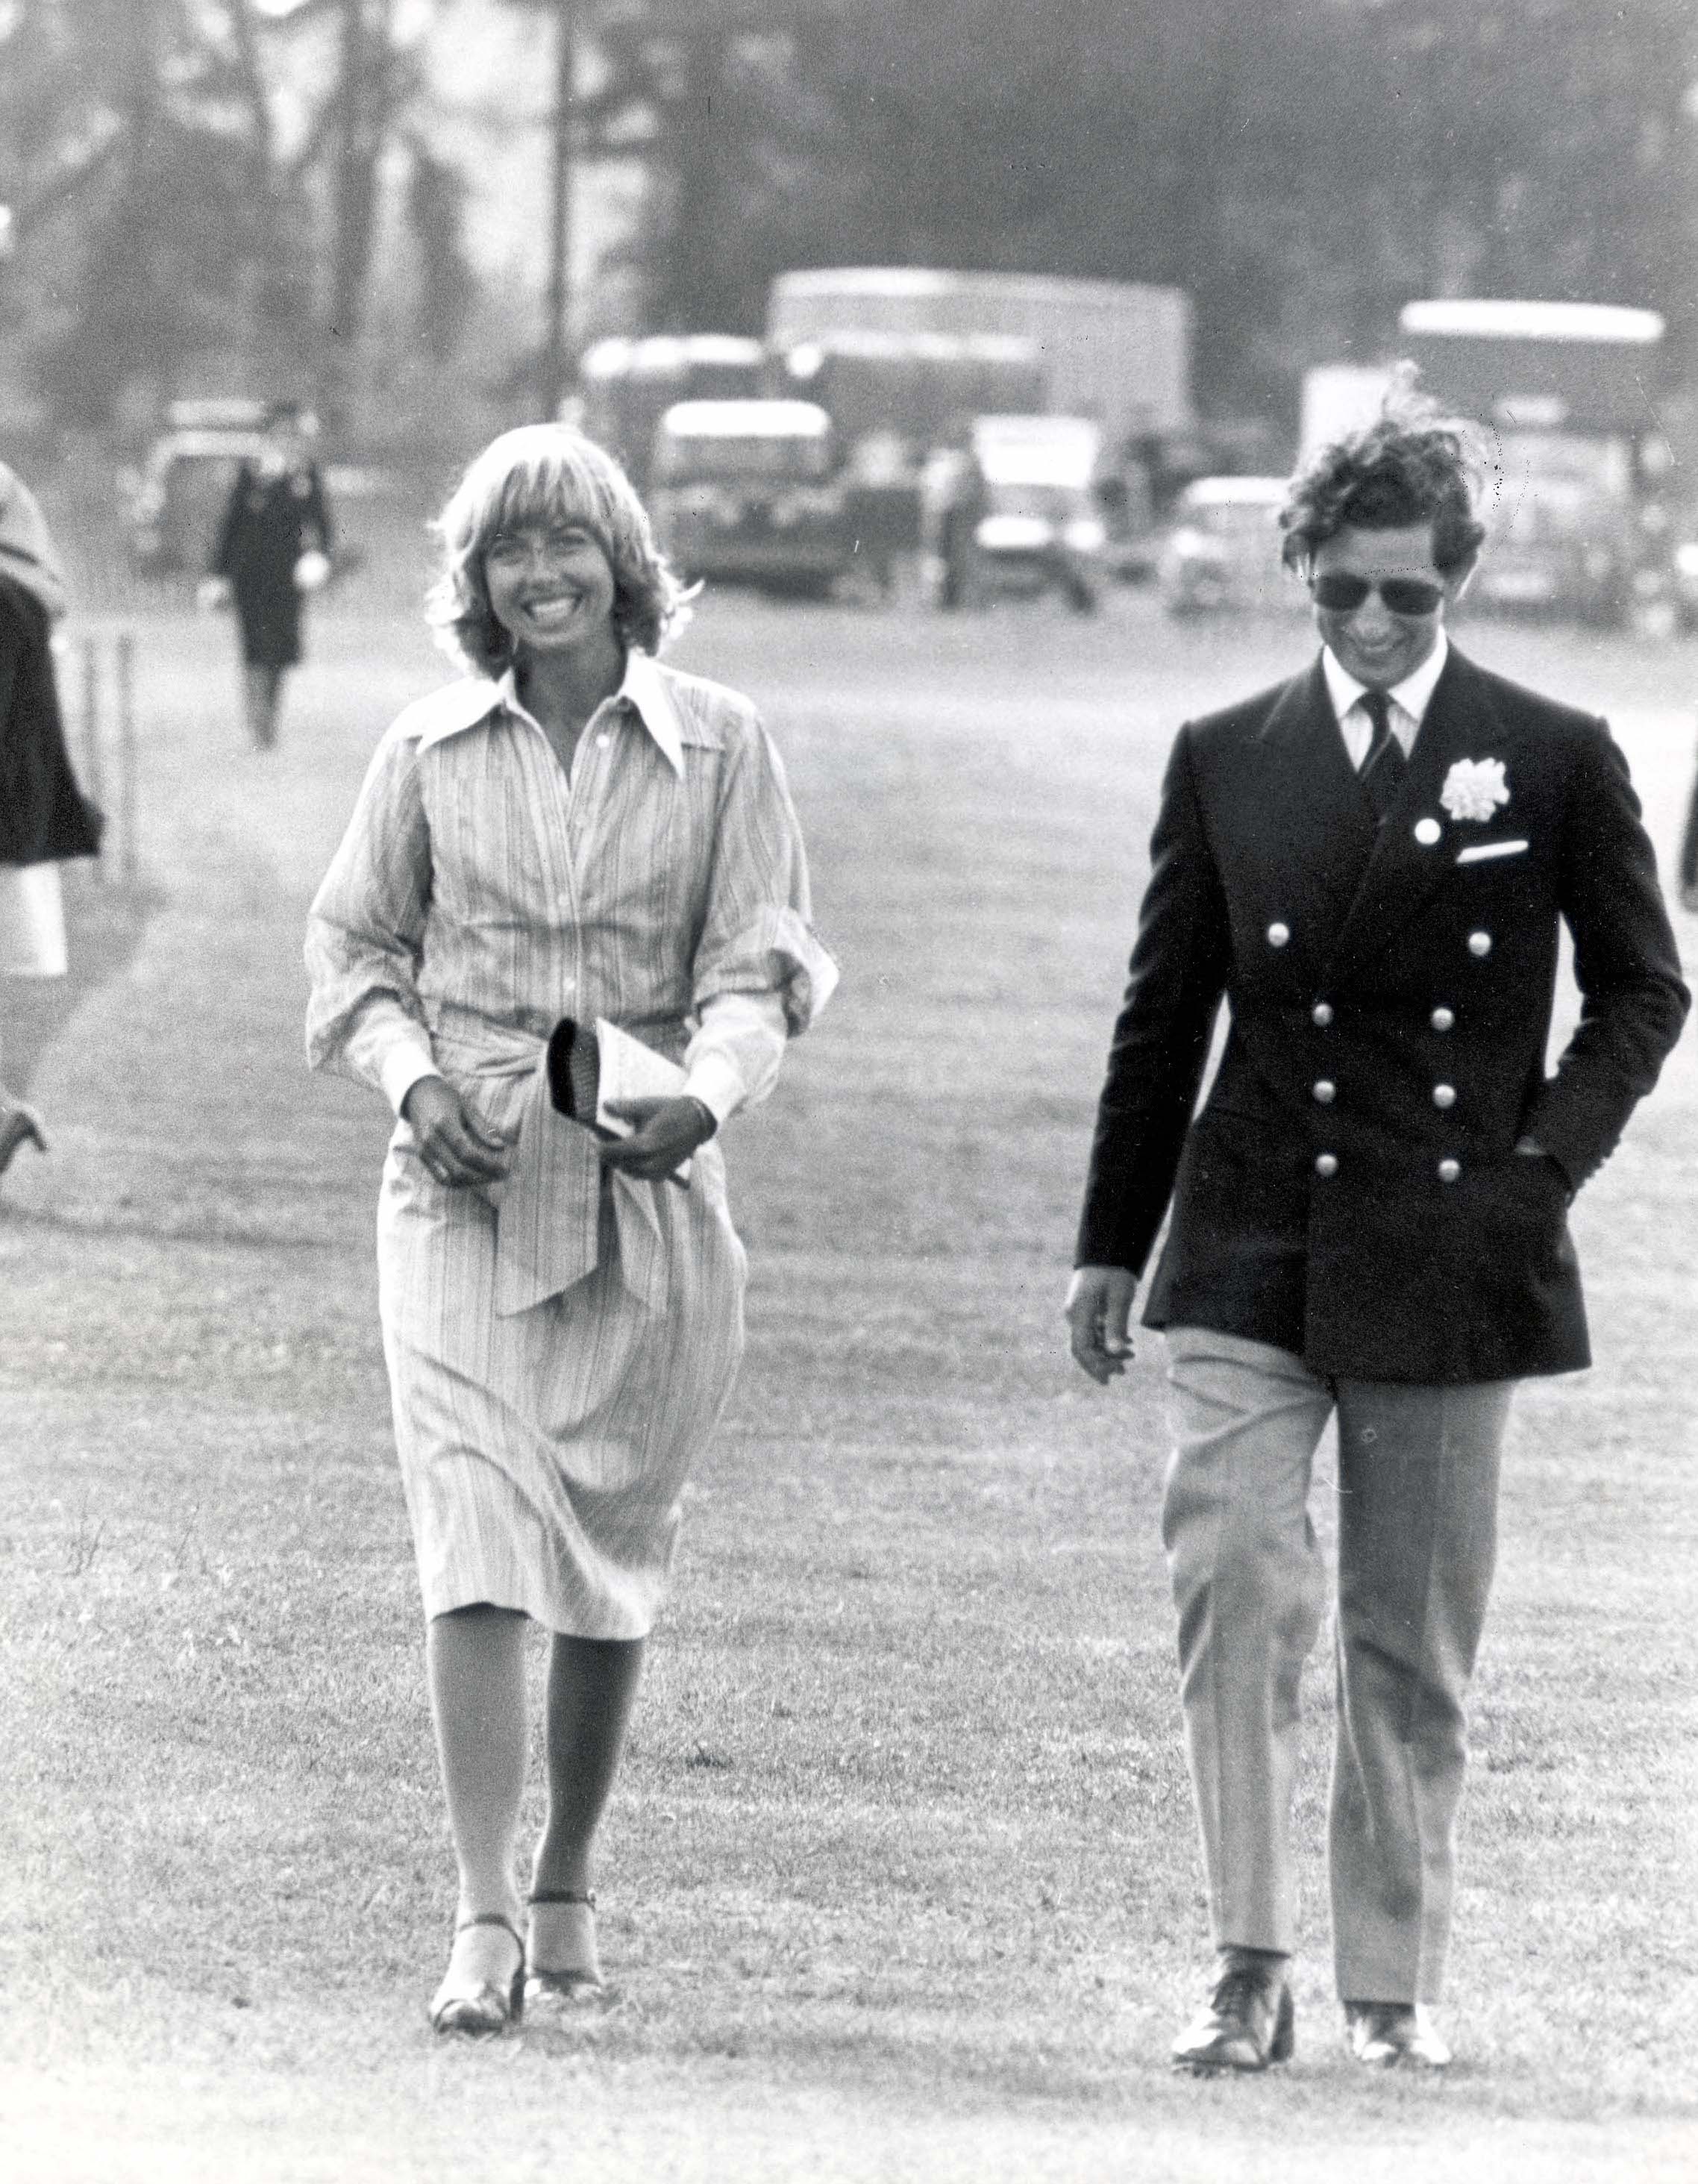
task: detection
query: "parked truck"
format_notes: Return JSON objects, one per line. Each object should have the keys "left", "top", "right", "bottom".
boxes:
{"left": 767, "top": 267, "right": 1194, "bottom": 451}
{"left": 1397, "top": 298, "right": 1670, "bottom": 626}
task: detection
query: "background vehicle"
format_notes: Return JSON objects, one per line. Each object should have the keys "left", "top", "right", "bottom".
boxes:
{"left": 122, "top": 398, "right": 271, "bottom": 573}
{"left": 648, "top": 398, "right": 851, "bottom": 596}
{"left": 575, "top": 334, "right": 766, "bottom": 491}
{"left": 1156, "top": 475, "right": 1294, "bottom": 616}
{"left": 921, "top": 415, "right": 1106, "bottom": 612}
{"left": 768, "top": 268, "right": 1194, "bottom": 451}
{"left": 1399, "top": 298, "right": 1670, "bottom": 626}
{"left": 1298, "top": 363, "right": 1398, "bottom": 463}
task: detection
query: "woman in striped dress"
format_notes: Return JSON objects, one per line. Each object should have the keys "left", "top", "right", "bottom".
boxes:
{"left": 306, "top": 425, "right": 836, "bottom": 2034}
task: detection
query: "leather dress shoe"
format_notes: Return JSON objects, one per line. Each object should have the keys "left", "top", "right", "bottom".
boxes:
{"left": 1344, "top": 2000, "right": 1452, "bottom": 2069}
{"left": 1171, "top": 1950, "right": 1294, "bottom": 2073}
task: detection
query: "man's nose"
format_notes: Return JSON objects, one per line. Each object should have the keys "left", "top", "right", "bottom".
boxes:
{"left": 1351, "top": 589, "right": 1397, "bottom": 636}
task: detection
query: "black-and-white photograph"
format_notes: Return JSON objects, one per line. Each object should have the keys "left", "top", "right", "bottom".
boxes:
{"left": 1, "top": 4, "right": 1694, "bottom": 2177}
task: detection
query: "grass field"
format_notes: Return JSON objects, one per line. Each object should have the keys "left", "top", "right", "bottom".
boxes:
{"left": 1, "top": 583, "right": 1696, "bottom": 2181}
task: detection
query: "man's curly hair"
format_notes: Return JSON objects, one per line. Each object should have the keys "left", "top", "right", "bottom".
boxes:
{"left": 1280, "top": 370, "right": 1486, "bottom": 576}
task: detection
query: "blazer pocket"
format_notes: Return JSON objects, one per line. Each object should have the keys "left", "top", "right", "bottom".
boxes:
{"left": 1456, "top": 839, "right": 1529, "bottom": 865}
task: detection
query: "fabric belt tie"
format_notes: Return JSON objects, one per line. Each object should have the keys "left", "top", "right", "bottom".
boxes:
{"left": 442, "top": 1024, "right": 672, "bottom": 1320}
{"left": 1358, "top": 688, "right": 1406, "bottom": 822}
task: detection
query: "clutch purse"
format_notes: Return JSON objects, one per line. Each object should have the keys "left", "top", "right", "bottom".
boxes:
{"left": 546, "top": 1016, "right": 692, "bottom": 1185}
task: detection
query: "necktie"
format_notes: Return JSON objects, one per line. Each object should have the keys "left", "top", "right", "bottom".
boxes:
{"left": 1358, "top": 688, "right": 1405, "bottom": 822}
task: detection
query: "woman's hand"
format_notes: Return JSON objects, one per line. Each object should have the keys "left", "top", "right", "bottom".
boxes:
{"left": 402, "top": 1076, "right": 512, "bottom": 1187}
{"left": 196, "top": 575, "right": 231, "bottom": 613}
{"left": 597, "top": 1096, "right": 716, "bottom": 1182}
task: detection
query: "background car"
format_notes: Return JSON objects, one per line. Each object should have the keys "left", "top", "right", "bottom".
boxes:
{"left": 648, "top": 398, "right": 854, "bottom": 597}
{"left": 1156, "top": 475, "right": 1294, "bottom": 616}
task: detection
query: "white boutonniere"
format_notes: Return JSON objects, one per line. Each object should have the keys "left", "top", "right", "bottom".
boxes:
{"left": 1440, "top": 757, "right": 1510, "bottom": 824}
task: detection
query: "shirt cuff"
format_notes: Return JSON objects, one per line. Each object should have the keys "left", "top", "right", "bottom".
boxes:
{"left": 380, "top": 1042, "right": 442, "bottom": 1119}
{"left": 680, "top": 1051, "right": 744, "bottom": 1128}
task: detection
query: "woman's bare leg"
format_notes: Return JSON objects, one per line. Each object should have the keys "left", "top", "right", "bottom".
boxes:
{"left": 427, "top": 1604, "right": 527, "bottom": 1986}
{"left": 527, "top": 1635, "right": 645, "bottom": 1978}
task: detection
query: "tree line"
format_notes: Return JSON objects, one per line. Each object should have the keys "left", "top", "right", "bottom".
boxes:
{"left": 1, "top": 0, "right": 1693, "bottom": 446}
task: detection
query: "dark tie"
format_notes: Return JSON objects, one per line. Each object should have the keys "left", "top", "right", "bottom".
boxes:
{"left": 1358, "top": 688, "right": 1405, "bottom": 822}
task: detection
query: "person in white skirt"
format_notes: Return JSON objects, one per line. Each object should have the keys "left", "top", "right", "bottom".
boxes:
{"left": 0, "top": 460, "right": 103, "bottom": 1173}
{"left": 306, "top": 424, "right": 836, "bottom": 2035}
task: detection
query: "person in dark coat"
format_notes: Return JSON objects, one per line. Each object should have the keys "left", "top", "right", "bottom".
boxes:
{"left": 0, "top": 460, "right": 102, "bottom": 1174}
{"left": 1065, "top": 397, "right": 1689, "bottom": 2076}
{"left": 203, "top": 402, "right": 333, "bottom": 749}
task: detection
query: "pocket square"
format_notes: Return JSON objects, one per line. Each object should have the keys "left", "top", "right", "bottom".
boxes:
{"left": 1456, "top": 839, "right": 1529, "bottom": 866}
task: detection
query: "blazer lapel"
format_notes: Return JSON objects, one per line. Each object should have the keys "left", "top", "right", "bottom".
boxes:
{"left": 1244, "top": 662, "right": 1379, "bottom": 966}
{"left": 1326, "top": 647, "right": 1506, "bottom": 983}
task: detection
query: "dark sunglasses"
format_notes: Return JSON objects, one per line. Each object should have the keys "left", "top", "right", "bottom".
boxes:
{"left": 1309, "top": 572, "right": 1447, "bottom": 616}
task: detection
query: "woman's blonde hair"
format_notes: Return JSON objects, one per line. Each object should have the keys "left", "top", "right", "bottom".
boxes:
{"left": 425, "top": 422, "right": 692, "bottom": 671}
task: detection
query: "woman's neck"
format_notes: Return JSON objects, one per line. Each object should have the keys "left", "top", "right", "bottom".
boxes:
{"left": 513, "top": 631, "right": 626, "bottom": 743}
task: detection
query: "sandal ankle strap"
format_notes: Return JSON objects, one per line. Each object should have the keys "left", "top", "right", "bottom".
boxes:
{"left": 529, "top": 1889, "right": 595, "bottom": 1909}
{"left": 455, "top": 1910, "right": 524, "bottom": 1952}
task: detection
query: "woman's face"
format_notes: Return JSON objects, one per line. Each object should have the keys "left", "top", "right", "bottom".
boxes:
{"left": 483, "top": 516, "right": 618, "bottom": 660}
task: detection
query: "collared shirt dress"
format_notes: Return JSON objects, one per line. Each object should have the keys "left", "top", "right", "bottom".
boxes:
{"left": 305, "top": 653, "right": 836, "bottom": 1636}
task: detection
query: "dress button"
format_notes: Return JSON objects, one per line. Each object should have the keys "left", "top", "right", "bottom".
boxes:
{"left": 1437, "top": 1158, "right": 1461, "bottom": 1183}
{"left": 1312, "top": 1080, "right": 1336, "bottom": 1104}
{"left": 1312, "top": 1002, "right": 1333, "bottom": 1027}
{"left": 1267, "top": 922, "right": 1291, "bottom": 948}
{"left": 1432, "top": 1083, "right": 1457, "bottom": 1109}
{"left": 1468, "top": 930, "right": 1492, "bottom": 957}
{"left": 1315, "top": 1153, "right": 1338, "bottom": 1178}
{"left": 1414, "top": 816, "right": 1442, "bottom": 846}
{"left": 1430, "top": 1007, "right": 1455, "bottom": 1031}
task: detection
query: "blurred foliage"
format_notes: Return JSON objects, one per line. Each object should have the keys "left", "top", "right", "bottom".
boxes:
{"left": 0, "top": 0, "right": 1694, "bottom": 445}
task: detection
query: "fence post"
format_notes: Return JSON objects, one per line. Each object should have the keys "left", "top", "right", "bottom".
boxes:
{"left": 78, "top": 634, "right": 104, "bottom": 885}
{"left": 116, "top": 631, "right": 138, "bottom": 886}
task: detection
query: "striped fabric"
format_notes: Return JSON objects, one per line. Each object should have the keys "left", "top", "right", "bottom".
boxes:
{"left": 304, "top": 655, "right": 835, "bottom": 1636}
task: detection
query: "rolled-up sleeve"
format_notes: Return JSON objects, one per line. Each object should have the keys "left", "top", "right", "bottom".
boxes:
{"left": 683, "top": 714, "right": 838, "bottom": 1123}
{"left": 304, "top": 730, "right": 439, "bottom": 1113}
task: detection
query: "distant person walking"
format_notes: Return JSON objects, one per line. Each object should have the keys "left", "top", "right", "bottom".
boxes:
{"left": 0, "top": 459, "right": 102, "bottom": 1174}
{"left": 1066, "top": 395, "right": 1688, "bottom": 2074}
{"left": 201, "top": 401, "right": 333, "bottom": 750}
{"left": 306, "top": 424, "right": 836, "bottom": 2036}
{"left": 1678, "top": 742, "right": 1698, "bottom": 914}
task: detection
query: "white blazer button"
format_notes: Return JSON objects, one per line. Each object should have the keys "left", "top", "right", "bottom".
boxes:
{"left": 1312, "top": 1002, "right": 1334, "bottom": 1026}
{"left": 1312, "top": 1080, "right": 1336, "bottom": 1104}
{"left": 1468, "top": 930, "right": 1492, "bottom": 957}
{"left": 1432, "top": 1083, "right": 1457, "bottom": 1109}
{"left": 1430, "top": 1007, "right": 1455, "bottom": 1030}
{"left": 597, "top": 731, "right": 611, "bottom": 747}
{"left": 1315, "top": 1153, "right": 1338, "bottom": 1177}
{"left": 1415, "top": 817, "right": 1441, "bottom": 845}
{"left": 1268, "top": 922, "right": 1290, "bottom": 948}
{"left": 1438, "top": 1158, "right": 1461, "bottom": 1183}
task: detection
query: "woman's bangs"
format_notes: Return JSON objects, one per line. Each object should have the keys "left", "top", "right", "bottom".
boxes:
{"left": 489, "top": 447, "right": 618, "bottom": 547}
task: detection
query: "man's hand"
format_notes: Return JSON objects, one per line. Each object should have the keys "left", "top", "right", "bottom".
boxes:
{"left": 401, "top": 1076, "right": 512, "bottom": 1187}
{"left": 598, "top": 1095, "right": 715, "bottom": 1182}
{"left": 1065, "top": 1264, "right": 1138, "bottom": 1383}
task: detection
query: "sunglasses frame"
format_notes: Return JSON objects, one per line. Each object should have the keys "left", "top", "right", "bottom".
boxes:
{"left": 1308, "top": 572, "right": 1448, "bottom": 617}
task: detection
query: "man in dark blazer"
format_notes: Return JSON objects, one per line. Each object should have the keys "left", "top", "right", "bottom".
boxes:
{"left": 1066, "top": 403, "right": 1688, "bottom": 2074}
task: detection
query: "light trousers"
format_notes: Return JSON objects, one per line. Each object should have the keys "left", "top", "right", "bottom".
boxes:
{"left": 1162, "top": 1325, "right": 1514, "bottom": 2003}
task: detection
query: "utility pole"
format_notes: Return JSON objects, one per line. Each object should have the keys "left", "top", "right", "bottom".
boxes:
{"left": 540, "top": 0, "right": 577, "bottom": 419}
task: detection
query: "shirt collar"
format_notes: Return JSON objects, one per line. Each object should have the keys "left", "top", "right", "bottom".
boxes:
{"left": 1321, "top": 629, "right": 1449, "bottom": 730}
{"left": 422, "top": 651, "right": 688, "bottom": 776}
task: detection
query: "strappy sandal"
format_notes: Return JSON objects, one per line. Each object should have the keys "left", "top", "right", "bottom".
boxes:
{"left": 524, "top": 1889, "right": 604, "bottom": 2010}
{"left": 429, "top": 1911, "right": 525, "bottom": 2036}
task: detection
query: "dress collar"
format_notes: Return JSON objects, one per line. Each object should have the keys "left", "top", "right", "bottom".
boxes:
{"left": 416, "top": 651, "right": 687, "bottom": 776}
{"left": 1322, "top": 628, "right": 1450, "bottom": 728}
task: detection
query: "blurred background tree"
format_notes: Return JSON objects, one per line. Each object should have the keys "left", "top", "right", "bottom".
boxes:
{"left": 0, "top": 0, "right": 1693, "bottom": 450}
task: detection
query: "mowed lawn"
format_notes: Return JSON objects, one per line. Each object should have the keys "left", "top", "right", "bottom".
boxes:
{"left": 1, "top": 581, "right": 1695, "bottom": 2183}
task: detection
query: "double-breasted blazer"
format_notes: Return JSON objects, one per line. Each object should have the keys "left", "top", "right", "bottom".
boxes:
{"left": 1076, "top": 646, "right": 1689, "bottom": 1383}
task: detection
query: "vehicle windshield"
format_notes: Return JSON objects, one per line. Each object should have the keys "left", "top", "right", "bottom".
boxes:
{"left": 1184, "top": 501, "right": 1280, "bottom": 538}
{"left": 656, "top": 435, "right": 832, "bottom": 484}
{"left": 984, "top": 481, "right": 1081, "bottom": 519}
{"left": 1498, "top": 431, "right": 1632, "bottom": 503}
